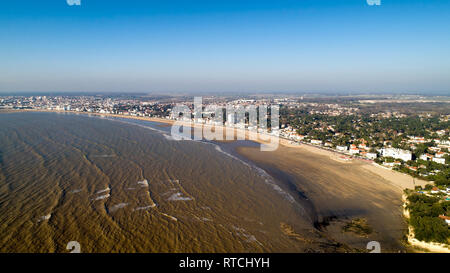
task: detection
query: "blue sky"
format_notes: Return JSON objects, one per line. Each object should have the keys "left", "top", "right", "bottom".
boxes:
{"left": 1, "top": 0, "right": 449, "bottom": 94}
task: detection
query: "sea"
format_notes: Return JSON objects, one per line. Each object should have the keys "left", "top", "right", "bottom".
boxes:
{"left": 0, "top": 112, "right": 312, "bottom": 253}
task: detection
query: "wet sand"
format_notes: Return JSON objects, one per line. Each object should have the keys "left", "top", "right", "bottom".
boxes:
{"left": 235, "top": 144, "right": 410, "bottom": 252}
{"left": 284, "top": 142, "right": 430, "bottom": 190}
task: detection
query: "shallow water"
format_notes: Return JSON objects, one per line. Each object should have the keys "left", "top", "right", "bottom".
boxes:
{"left": 0, "top": 112, "right": 320, "bottom": 253}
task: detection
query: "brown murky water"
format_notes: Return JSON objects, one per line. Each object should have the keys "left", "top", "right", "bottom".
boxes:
{"left": 0, "top": 112, "right": 405, "bottom": 253}
{"left": 0, "top": 112, "right": 325, "bottom": 253}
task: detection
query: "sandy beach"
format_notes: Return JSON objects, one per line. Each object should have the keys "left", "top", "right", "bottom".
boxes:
{"left": 283, "top": 142, "right": 430, "bottom": 190}
{"left": 235, "top": 144, "right": 409, "bottom": 251}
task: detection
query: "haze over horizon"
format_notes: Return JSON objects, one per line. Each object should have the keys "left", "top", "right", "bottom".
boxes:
{"left": 1, "top": 0, "right": 450, "bottom": 94}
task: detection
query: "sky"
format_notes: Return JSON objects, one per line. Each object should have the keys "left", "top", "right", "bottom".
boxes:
{"left": 0, "top": 0, "right": 449, "bottom": 94}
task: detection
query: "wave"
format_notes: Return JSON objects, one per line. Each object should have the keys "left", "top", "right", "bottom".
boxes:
{"left": 134, "top": 205, "right": 156, "bottom": 211}
{"left": 37, "top": 214, "right": 52, "bottom": 222}
{"left": 167, "top": 192, "right": 193, "bottom": 201}
{"left": 96, "top": 187, "right": 110, "bottom": 194}
{"left": 109, "top": 203, "right": 128, "bottom": 212}
{"left": 94, "top": 194, "right": 110, "bottom": 201}
{"left": 137, "top": 179, "right": 149, "bottom": 187}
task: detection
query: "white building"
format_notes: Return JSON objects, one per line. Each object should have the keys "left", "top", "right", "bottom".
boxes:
{"left": 349, "top": 148, "right": 360, "bottom": 155}
{"left": 437, "top": 139, "right": 450, "bottom": 149}
{"left": 443, "top": 218, "right": 450, "bottom": 226}
{"left": 310, "top": 139, "right": 322, "bottom": 145}
{"left": 336, "top": 145, "right": 348, "bottom": 152}
{"left": 365, "top": 153, "right": 377, "bottom": 160}
{"left": 433, "top": 157, "right": 446, "bottom": 165}
{"left": 380, "top": 148, "right": 412, "bottom": 162}
{"left": 431, "top": 187, "right": 440, "bottom": 194}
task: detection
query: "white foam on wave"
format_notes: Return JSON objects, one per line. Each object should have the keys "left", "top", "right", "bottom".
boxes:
{"left": 38, "top": 214, "right": 52, "bottom": 222}
{"left": 167, "top": 192, "right": 193, "bottom": 201}
{"left": 213, "top": 145, "right": 251, "bottom": 167}
{"left": 95, "top": 194, "right": 110, "bottom": 200}
{"left": 256, "top": 169, "right": 296, "bottom": 203}
{"left": 210, "top": 143, "right": 295, "bottom": 203}
{"left": 105, "top": 118, "right": 173, "bottom": 138}
{"left": 195, "top": 216, "right": 212, "bottom": 222}
{"left": 163, "top": 133, "right": 174, "bottom": 140}
{"left": 104, "top": 117, "right": 197, "bottom": 142}
{"left": 166, "top": 133, "right": 203, "bottom": 142}
{"left": 232, "top": 225, "right": 262, "bottom": 245}
{"left": 91, "top": 155, "right": 116, "bottom": 158}
{"left": 134, "top": 204, "right": 156, "bottom": 211}
{"left": 137, "top": 179, "right": 149, "bottom": 187}
{"left": 109, "top": 203, "right": 128, "bottom": 212}
{"left": 161, "top": 213, "right": 178, "bottom": 221}
{"left": 97, "top": 187, "right": 110, "bottom": 194}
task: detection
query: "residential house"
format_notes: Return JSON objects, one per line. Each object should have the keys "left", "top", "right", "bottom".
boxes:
{"left": 438, "top": 215, "right": 450, "bottom": 226}
{"left": 433, "top": 157, "right": 446, "bottom": 164}
{"left": 380, "top": 148, "right": 412, "bottom": 162}
{"left": 336, "top": 145, "right": 348, "bottom": 152}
